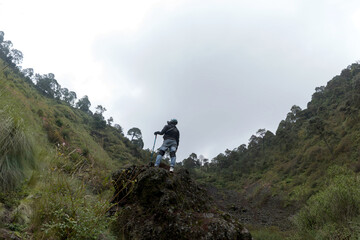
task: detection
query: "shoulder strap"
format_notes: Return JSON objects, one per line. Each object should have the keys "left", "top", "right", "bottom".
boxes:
{"left": 165, "top": 127, "right": 175, "bottom": 133}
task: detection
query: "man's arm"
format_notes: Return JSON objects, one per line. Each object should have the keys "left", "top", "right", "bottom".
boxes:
{"left": 154, "top": 125, "right": 169, "bottom": 135}
{"left": 177, "top": 131, "right": 180, "bottom": 146}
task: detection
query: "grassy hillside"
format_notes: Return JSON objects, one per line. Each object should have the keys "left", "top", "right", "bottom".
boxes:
{"left": 189, "top": 62, "right": 360, "bottom": 239}
{"left": 2, "top": 28, "right": 360, "bottom": 238}
{"left": 0, "top": 57, "right": 151, "bottom": 239}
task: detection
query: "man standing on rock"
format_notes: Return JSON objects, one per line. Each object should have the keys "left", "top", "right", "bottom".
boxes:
{"left": 154, "top": 119, "right": 180, "bottom": 173}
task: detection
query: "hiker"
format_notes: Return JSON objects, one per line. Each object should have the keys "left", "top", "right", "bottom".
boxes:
{"left": 154, "top": 119, "right": 180, "bottom": 172}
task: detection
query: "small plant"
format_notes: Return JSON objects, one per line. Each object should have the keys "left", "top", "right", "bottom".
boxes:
{"left": 47, "top": 128, "right": 63, "bottom": 144}
{"left": 81, "top": 147, "right": 90, "bottom": 157}
{"left": 55, "top": 118, "right": 63, "bottom": 127}
{"left": 70, "top": 152, "right": 81, "bottom": 162}
{"left": 44, "top": 120, "right": 63, "bottom": 144}
{"left": 37, "top": 109, "right": 44, "bottom": 117}
{"left": 0, "top": 183, "right": 29, "bottom": 208}
{"left": 61, "top": 129, "right": 70, "bottom": 140}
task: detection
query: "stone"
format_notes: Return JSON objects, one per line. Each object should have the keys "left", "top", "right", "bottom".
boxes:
{"left": 111, "top": 165, "right": 252, "bottom": 240}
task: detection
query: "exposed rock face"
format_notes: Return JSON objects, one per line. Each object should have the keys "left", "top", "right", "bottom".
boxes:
{"left": 111, "top": 165, "right": 252, "bottom": 240}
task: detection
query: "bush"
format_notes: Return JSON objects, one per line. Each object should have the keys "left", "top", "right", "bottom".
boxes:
{"left": 55, "top": 118, "right": 63, "bottom": 127}
{"left": 334, "top": 135, "right": 352, "bottom": 155}
{"left": 0, "top": 113, "right": 35, "bottom": 191}
{"left": 47, "top": 128, "right": 63, "bottom": 144}
{"left": 37, "top": 109, "right": 44, "bottom": 117}
{"left": 44, "top": 121, "right": 63, "bottom": 144}
{"left": 31, "top": 173, "right": 115, "bottom": 239}
{"left": 294, "top": 167, "right": 360, "bottom": 239}
{"left": 61, "top": 129, "right": 70, "bottom": 140}
{"left": 81, "top": 147, "right": 89, "bottom": 157}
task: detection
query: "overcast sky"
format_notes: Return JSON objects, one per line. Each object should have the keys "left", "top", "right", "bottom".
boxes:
{"left": 1, "top": 0, "right": 360, "bottom": 161}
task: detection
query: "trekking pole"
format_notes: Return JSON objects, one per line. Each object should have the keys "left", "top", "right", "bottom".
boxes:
{"left": 150, "top": 135, "right": 157, "bottom": 163}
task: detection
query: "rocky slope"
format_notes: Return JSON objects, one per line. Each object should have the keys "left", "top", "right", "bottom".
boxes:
{"left": 111, "top": 164, "right": 252, "bottom": 240}
{"left": 205, "top": 184, "right": 297, "bottom": 230}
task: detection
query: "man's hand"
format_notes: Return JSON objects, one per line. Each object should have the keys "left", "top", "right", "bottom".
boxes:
{"left": 154, "top": 131, "right": 160, "bottom": 135}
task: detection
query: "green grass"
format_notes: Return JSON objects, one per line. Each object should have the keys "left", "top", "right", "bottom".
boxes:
{"left": 294, "top": 166, "right": 360, "bottom": 239}
{"left": 0, "top": 55, "right": 149, "bottom": 238}
{"left": 31, "top": 171, "right": 116, "bottom": 240}
{"left": 0, "top": 111, "right": 35, "bottom": 191}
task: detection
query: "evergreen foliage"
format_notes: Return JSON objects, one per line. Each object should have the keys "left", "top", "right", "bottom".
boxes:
{"left": 194, "top": 62, "right": 360, "bottom": 199}
{"left": 127, "top": 127, "right": 144, "bottom": 149}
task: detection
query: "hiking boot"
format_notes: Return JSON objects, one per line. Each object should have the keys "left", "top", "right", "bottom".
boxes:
{"left": 170, "top": 167, "right": 174, "bottom": 173}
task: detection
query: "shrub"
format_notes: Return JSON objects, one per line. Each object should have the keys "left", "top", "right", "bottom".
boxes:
{"left": 37, "top": 109, "right": 44, "bottom": 117}
{"left": 70, "top": 152, "right": 81, "bottom": 162}
{"left": 334, "top": 135, "right": 352, "bottom": 155}
{"left": 55, "top": 118, "right": 63, "bottom": 127}
{"left": 294, "top": 168, "right": 360, "bottom": 239}
{"left": 304, "top": 145, "right": 326, "bottom": 163}
{"left": 47, "top": 129, "right": 62, "bottom": 144}
{"left": 81, "top": 147, "right": 89, "bottom": 157}
{"left": 31, "top": 173, "right": 115, "bottom": 239}
{"left": 44, "top": 121, "right": 63, "bottom": 144}
{"left": 61, "top": 129, "right": 70, "bottom": 140}
{"left": 0, "top": 113, "right": 35, "bottom": 191}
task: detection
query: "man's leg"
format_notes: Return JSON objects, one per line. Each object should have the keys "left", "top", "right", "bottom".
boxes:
{"left": 155, "top": 150, "right": 165, "bottom": 167}
{"left": 170, "top": 145, "right": 177, "bottom": 169}
{"left": 170, "top": 151, "right": 176, "bottom": 167}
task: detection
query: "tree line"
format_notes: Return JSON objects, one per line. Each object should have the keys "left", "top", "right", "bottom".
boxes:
{"left": 181, "top": 62, "right": 360, "bottom": 190}
{"left": 0, "top": 31, "right": 144, "bottom": 149}
{"left": 1, "top": 31, "right": 89, "bottom": 110}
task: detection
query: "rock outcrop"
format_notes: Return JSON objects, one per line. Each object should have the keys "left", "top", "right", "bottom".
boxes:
{"left": 111, "top": 165, "right": 252, "bottom": 240}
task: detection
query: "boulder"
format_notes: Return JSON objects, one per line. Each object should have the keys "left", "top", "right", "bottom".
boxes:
{"left": 111, "top": 165, "right": 252, "bottom": 240}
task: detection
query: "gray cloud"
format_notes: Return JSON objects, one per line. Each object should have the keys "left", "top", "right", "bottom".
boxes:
{"left": 93, "top": 0, "right": 360, "bottom": 160}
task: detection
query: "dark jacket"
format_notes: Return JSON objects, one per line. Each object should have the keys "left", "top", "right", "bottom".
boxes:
{"left": 158, "top": 124, "right": 180, "bottom": 146}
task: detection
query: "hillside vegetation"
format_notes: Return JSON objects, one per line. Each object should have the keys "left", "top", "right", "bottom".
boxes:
{"left": 186, "top": 62, "right": 360, "bottom": 239}
{"left": 0, "top": 31, "right": 152, "bottom": 239}
{"left": 2, "top": 29, "right": 360, "bottom": 239}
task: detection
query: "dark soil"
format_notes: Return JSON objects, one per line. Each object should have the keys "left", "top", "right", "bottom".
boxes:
{"left": 204, "top": 184, "right": 298, "bottom": 231}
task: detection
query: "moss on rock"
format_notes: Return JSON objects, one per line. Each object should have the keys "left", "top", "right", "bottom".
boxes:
{"left": 111, "top": 165, "right": 252, "bottom": 239}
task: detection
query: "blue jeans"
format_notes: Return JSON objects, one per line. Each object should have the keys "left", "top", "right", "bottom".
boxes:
{"left": 155, "top": 139, "right": 177, "bottom": 167}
